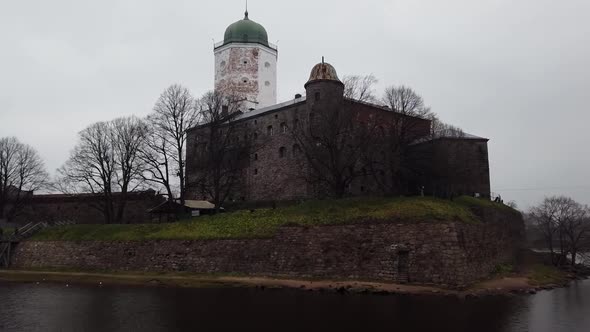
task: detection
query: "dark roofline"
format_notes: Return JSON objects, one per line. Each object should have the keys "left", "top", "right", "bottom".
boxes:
{"left": 187, "top": 98, "right": 307, "bottom": 132}
{"left": 411, "top": 134, "right": 489, "bottom": 146}
{"left": 343, "top": 98, "right": 432, "bottom": 123}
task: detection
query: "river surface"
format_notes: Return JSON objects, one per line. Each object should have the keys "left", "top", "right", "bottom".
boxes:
{"left": 0, "top": 280, "right": 589, "bottom": 332}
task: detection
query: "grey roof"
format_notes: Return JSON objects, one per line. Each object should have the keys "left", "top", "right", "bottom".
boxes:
{"left": 234, "top": 96, "right": 307, "bottom": 121}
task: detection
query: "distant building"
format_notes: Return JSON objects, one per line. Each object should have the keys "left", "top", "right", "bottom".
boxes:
{"left": 185, "top": 11, "right": 491, "bottom": 202}
{"left": 8, "top": 190, "right": 163, "bottom": 225}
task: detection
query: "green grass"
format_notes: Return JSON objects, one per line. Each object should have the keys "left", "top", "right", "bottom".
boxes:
{"left": 31, "top": 196, "right": 507, "bottom": 242}
{"left": 454, "top": 196, "right": 520, "bottom": 214}
{"left": 528, "top": 264, "right": 568, "bottom": 285}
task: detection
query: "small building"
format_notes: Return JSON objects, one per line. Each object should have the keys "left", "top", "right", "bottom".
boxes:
{"left": 148, "top": 200, "right": 221, "bottom": 222}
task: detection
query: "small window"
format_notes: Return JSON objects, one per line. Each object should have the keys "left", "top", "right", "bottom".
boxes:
{"left": 267, "top": 125, "right": 273, "bottom": 136}
{"left": 361, "top": 186, "right": 365, "bottom": 192}
{"left": 279, "top": 147, "right": 286, "bottom": 158}
{"left": 254, "top": 120, "right": 257, "bottom": 125}
{"left": 315, "top": 92, "right": 320, "bottom": 101}
{"left": 265, "top": 81, "right": 271, "bottom": 87}
{"left": 254, "top": 153, "right": 258, "bottom": 161}
{"left": 274, "top": 114, "right": 278, "bottom": 119}
{"left": 280, "top": 122, "right": 287, "bottom": 133}
{"left": 242, "top": 78, "right": 248, "bottom": 83}
{"left": 254, "top": 168, "right": 258, "bottom": 175}
{"left": 220, "top": 60, "right": 226, "bottom": 67}
{"left": 253, "top": 132, "right": 258, "bottom": 139}
{"left": 309, "top": 112, "right": 315, "bottom": 120}
{"left": 265, "top": 62, "right": 271, "bottom": 68}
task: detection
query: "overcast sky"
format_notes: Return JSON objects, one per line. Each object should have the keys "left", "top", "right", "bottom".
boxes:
{"left": 1, "top": 0, "right": 589, "bottom": 209}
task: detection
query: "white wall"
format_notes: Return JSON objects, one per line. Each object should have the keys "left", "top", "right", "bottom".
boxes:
{"left": 214, "top": 43, "right": 277, "bottom": 111}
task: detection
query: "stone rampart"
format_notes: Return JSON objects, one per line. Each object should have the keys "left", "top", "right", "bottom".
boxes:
{"left": 10, "top": 210, "right": 522, "bottom": 287}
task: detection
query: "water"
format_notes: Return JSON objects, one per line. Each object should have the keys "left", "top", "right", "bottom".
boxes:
{"left": 0, "top": 280, "right": 589, "bottom": 332}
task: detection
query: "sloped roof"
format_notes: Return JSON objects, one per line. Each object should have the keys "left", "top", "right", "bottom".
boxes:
{"left": 183, "top": 200, "right": 217, "bottom": 210}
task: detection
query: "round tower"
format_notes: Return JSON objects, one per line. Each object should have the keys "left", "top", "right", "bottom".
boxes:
{"left": 304, "top": 60, "right": 344, "bottom": 111}
{"left": 214, "top": 11, "right": 278, "bottom": 111}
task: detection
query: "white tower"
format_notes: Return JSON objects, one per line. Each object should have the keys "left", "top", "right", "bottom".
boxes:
{"left": 214, "top": 10, "right": 277, "bottom": 111}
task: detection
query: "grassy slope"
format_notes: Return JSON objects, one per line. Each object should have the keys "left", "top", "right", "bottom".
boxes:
{"left": 31, "top": 196, "right": 512, "bottom": 242}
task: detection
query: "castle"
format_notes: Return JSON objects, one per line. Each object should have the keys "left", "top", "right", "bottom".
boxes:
{"left": 185, "top": 11, "right": 491, "bottom": 203}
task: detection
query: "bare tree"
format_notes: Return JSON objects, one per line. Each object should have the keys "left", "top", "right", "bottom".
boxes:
{"left": 530, "top": 196, "right": 590, "bottom": 266}
{"left": 111, "top": 116, "right": 148, "bottom": 223}
{"left": 189, "top": 91, "right": 249, "bottom": 213}
{"left": 0, "top": 137, "right": 48, "bottom": 221}
{"left": 138, "top": 126, "right": 175, "bottom": 201}
{"left": 342, "top": 74, "right": 378, "bottom": 103}
{"left": 147, "top": 84, "right": 199, "bottom": 205}
{"left": 366, "top": 85, "right": 434, "bottom": 195}
{"left": 291, "top": 102, "right": 372, "bottom": 198}
{"left": 429, "top": 115, "right": 465, "bottom": 139}
{"left": 57, "top": 117, "right": 146, "bottom": 224}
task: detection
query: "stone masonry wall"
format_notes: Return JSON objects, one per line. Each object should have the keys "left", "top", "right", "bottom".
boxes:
{"left": 11, "top": 209, "right": 522, "bottom": 287}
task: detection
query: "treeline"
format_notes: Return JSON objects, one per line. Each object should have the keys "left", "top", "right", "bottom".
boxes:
{"left": 528, "top": 196, "right": 590, "bottom": 266}
{"left": 1, "top": 75, "right": 464, "bottom": 223}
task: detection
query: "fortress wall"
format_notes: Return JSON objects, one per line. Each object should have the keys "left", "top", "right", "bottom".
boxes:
{"left": 10, "top": 209, "right": 522, "bottom": 287}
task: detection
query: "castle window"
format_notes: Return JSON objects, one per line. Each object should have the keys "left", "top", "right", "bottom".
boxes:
{"left": 267, "top": 125, "right": 273, "bottom": 136}
{"left": 279, "top": 147, "right": 286, "bottom": 158}
{"left": 265, "top": 81, "right": 271, "bottom": 87}
{"left": 254, "top": 153, "right": 258, "bottom": 161}
{"left": 315, "top": 92, "right": 320, "bottom": 101}
{"left": 274, "top": 114, "right": 278, "bottom": 119}
{"left": 361, "top": 186, "right": 365, "bottom": 193}
{"left": 265, "top": 62, "right": 271, "bottom": 68}
{"left": 242, "top": 78, "right": 248, "bottom": 83}
{"left": 280, "top": 122, "right": 287, "bottom": 133}
{"left": 254, "top": 120, "right": 257, "bottom": 125}
{"left": 253, "top": 132, "right": 258, "bottom": 139}
{"left": 254, "top": 168, "right": 258, "bottom": 175}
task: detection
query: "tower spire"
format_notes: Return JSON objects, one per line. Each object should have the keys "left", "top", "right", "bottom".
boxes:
{"left": 245, "top": 0, "right": 249, "bottom": 19}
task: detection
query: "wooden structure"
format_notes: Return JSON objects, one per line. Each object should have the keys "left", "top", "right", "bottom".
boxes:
{"left": 148, "top": 200, "right": 221, "bottom": 223}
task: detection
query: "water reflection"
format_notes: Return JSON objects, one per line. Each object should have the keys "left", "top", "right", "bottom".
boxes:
{"left": 0, "top": 280, "right": 588, "bottom": 332}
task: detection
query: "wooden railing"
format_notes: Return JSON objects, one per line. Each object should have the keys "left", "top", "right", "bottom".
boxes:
{"left": 0, "top": 220, "right": 76, "bottom": 268}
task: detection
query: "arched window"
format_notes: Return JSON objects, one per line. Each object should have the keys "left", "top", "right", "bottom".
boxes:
{"left": 267, "top": 125, "right": 273, "bottom": 136}
{"left": 280, "top": 122, "right": 287, "bottom": 133}
{"left": 279, "top": 147, "right": 286, "bottom": 158}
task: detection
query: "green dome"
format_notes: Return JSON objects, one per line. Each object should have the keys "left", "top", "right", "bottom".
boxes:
{"left": 222, "top": 11, "right": 269, "bottom": 47}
